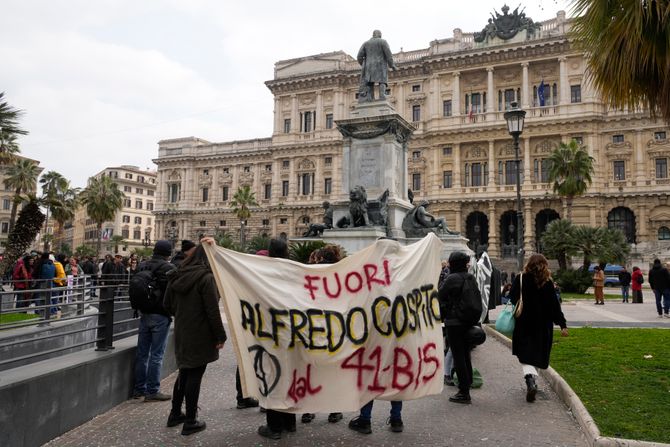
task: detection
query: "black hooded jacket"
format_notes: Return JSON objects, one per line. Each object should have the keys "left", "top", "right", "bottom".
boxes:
{"left": 137, "top": 256, "right": 175, "bottom": 317}
{"left": 649, "top": 262, "right": 670, "bottom": 291}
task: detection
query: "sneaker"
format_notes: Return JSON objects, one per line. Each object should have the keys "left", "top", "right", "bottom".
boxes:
{"left": 658, "top": 314, "right": 664, "bottom": 318}
{"left": 145, "top": 392, "right": 171, "bottom": 402}
{"left": 525, "top": 374, "right": 538, "bottom": 402}
{"left": 444, "top": 375, "right": 455, "bottom": 386}
{"left": 301, "top": 413, "right": 315, "bottom": 423}
{"left": 236, "top": 397, "right": 259, "bottom": 409}
{"left": 328, "top": 412, "right": 343, "bottom": 423}
{"left": 258, "top": 425, "right": 281, "bottom": 440}
{"left": 181, "top": 420, "right": 206, "bottom": 436}
{"left": 167, "top": 412, "right": 187, "bottom": 427}
{"left": 387, "top": 417, "right": 404, "bottom": 433}
{"left": 132, "top": 392, "right": 145, "bottom": 400}
{"left": 449, "top": 391, "right": 471, "bottom": 404}
{"left": 664, "top": 314, "right": 670, "bottom": 318}
{"left": 348, "top": 416, "right": 372, "bottom": 434}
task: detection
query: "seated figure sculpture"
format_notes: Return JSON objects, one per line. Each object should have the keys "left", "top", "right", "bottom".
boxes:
{"left": 303, "top": 202, "right": 333, "bottom": 237}
{"left": 402, "top": 200, "right": 459, "bottom": 237}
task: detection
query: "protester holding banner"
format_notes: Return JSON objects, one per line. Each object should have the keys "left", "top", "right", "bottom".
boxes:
{"left": 163, "top": 244, "right": 227, "bottom": 436}
{"left": 259, "top": 238, "right": 298, "bottom": 440}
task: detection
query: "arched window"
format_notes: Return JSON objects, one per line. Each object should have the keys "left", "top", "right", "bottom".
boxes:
{"left": 607, "top": 207, "right": 636, "bottom": 243}
{"left": 658, "top": 226, "right": 670, "bottom": 240}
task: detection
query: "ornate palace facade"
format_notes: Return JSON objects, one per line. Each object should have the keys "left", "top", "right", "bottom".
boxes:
{"left": 153, "top": 9, "right": 670, "bottom": 263}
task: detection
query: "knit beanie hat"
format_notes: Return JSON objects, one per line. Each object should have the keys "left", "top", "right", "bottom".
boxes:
{"left": 181, "top": 240, "right": 196, "bottom": 252}
{"left": 153, "top": 240, "right": 172, "bottom": 257}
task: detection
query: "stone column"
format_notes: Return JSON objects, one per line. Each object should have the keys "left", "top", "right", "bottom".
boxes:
{"left": 452, "top": 72, "right": 461, "bottom": 116}
{"left": 486, "top": 67, "right": 495, "bottom": 113}
{"left": 334, "top": 88, "right": 343, "bottom": 120}
{"left": 559, "top": 57, "right": 569, "bottom": 105}
{"left": 315, "top": 93, "right": 323, "bottom": 131}
{"left": 289, "top": 158, "right": 296, "bottom": 197}
{"left": 521, "top": 62, "right": 530, "bottom": 109}
{"left": 488, "top": 202, "right": 499, "bottom": 257}
{"left": 524, "top": 201, "right": 534, "bottom": 255}
{"left": 523, "top": 137, "right": 531, "bottom": 186}
{"left": 291, "top": 95, "right": 299, "bottom": 134}
{"left": 638, "top": 204, "right": 648, "bottom": 241}
{"left": 274, "top": 97, "right": 281, "bottom": 134}
{"left": 396, "top": 82, "right": 405, "bottom": 118}
{"left": 430, "top": 74, "right": 440, "bottom": 120}
{"left": 453, "top": 142, "right": 462, "bottom": 189}
{"left": 488, "top": 140, "right": 496, "bottom": 187}
{"left": 635, "top": 130, "right": 645, "bottom": 185}
{"left": 454, "top": 206, "right": 462, "bottom": 233}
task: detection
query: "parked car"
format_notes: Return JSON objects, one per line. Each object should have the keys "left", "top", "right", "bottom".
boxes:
{"left": 588, "top": 264, "right": 624, "bottom": 286}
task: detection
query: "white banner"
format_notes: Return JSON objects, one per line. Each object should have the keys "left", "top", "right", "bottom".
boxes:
{"left": 205, "top": 233, "right": 445, "bottom": 413}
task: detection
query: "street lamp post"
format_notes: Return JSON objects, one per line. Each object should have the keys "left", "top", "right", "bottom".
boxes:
{"left": 504, "top": 101, "right": 526, "bottom": 273}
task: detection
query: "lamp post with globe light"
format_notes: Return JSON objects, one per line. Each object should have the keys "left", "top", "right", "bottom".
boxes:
{"left": 504, "top": 101, "right": 526, "bottom": 272}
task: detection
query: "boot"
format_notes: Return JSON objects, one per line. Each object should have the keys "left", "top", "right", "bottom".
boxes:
{"left": 525, "top": 374, "right": 538, "bottom": 402}
{"left": 181, "top": 420, "right": 206, "bottom": 436}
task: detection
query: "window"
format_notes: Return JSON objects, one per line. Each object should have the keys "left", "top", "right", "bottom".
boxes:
{"left": 147, "top": 201, "right": 154, "bottom": 211}
{"left": 280, "top": 218, "right": 288, "bottom": 224}
{"left": 202, "top": 169, "right": 209, "bottom": 176}
{"left": 443, "top": 100, "right": 452, "bottom": 117}
{"left": 612, "top": 134, "right": 624, "bottom": 144}
{"left": 412, "top": 173, "right": 421, "bottom": 191}
{"left": 412, "top": 151, "right": 421, "bottom": 160}
{"left": 122, "top": 228, "right": 129, "bottom": 238}
{"left": 570, "top": 85, "right": 581, "bottom": 103}
{"left": 133, "top": 229, "right": 141, "bottom": 240}
{"left": 138, "top": 175, "right": 145, "bottom": 183}
{"left": 243, "top": 166, "right": 250, "bottom": 173}
{"left": 655, "top": 131, "right": 667, "bottom": 141}
{"left": 656, "top": 158, "right": 668, "bottom": 179}
{"left": 324, "top": 178, "right": 332, "bottom": 195}
{"left": 412, "top": 105, "right": 421, "bottom": 122}
{"left": 325, "top": 156, "right": 332, "bottom": 166}
{"left": 469, "top": 93, "right": 482, "bottom": 113}
{"left": 572, "top": 136, "right": 583, "bottom": 146}
{"left": 125, "top": 173, "right": 133, "bottom": 179}
{"left": 608, "top": 207, "right": 636, "bottom": 243}
{"left": 199, "top": 220, "right": 206, "bottom": 227}
{"left": 412, "top": 84, "right": 421, "bottom": 92}
{"left": 124, "top": 198, "right": 132, "bottom": 207}
{"left": 283, "top": 119, "right": 291, "bottom": 133}
{"left": 505, "top": 161, "right": 517, "bottom": 185}
{"left": 223, "top": 167, "right": 229, "bottom": 174}
{"left": 325, "top": 114, "right": 333, "bottom": 129}
{"left": 443, "top": 171, "right": 453, "bottom": 188}
{"left": 168, "top": 184, "right": 179, "bottom": 203}
{"left": 262, "top": 219, "right": 270, "bottom": 226}
{"left": 533, "top": 159, "right": 551, "bottom": 183}
{"left": 613, "top": 160, "right": 626, "bottom": 180}
{"left": 303, "top": 111, "right": 312, "bottom": 132}
{"left": 659, "top": 226, "right": 670, "bottom": 240}
{"left": 2, "top": 199, "right": 9, "bottom": 210}
{"left": 282, "top": 160, "right": 290, "bottom": 169}
{"left": 202, "top": 187, "right": 209, "bottom": 202}
{"left": 442, "top": 147, "right": 452, "bottom": 156}
{"left": 134, "top": 217, "right": 142, "bottom": 224}
{"left": 222, "top": 186, "right": 229, "bottom": 201}
{"left": 108, "top": 171, "right": 118, "bottom": 178}
{"left": 147, "top": 190, "right": 154, "bottom": 196}
{"left": 220, "top": 220, "right": 226, "bottom": 227}
{"left": 471, "top": 163, "right": 483, "bottom": 186}
{"left": 136, "top": 188, "right": 143, "bottom": 194}
{"left": 302, "top": 216, "right": 310, "bottom": 224}
{"left": 282, "top": 180, "right": 289, "bottom": 197}
{"left": 264, "top": 183, "right": 272, "bottom": 200}
{"left": 1, "top": 222, "right": 8, "bottom": 234}
{"left": 135, "top": 200, "right": 143, "bottom": 209}
{"left": 122, "top": 215, "right": 130, "bottom": 223}
{"left": 265, "top": 164, "right": 272, "bottom": 171}
{"left": 123, "top": 185, "right": 131, "bottom": 192}
{"left": 503, "top": 89, "right": 516, "bottom": 110}
{"left": 301, "top": 173, "right": 311, "bottom": 195}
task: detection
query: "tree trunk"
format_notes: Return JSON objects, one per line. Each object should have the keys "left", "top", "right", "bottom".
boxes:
{"left": 43, "top": 207, "right": 50, "bottom": 252}
{"left": 583, "top": 255, "right": 590, "bottom": 271}
{"left": 566, "top": 196, "right": 573, "bottom": 222}
{"left": 96, "top": 223, "right": 102, "bottom": 258}
{"left": 8, "top": 187, "right": 21, "bottom": 233}
{"left": 558, "top": 251, "right": 567, "bottom": 271}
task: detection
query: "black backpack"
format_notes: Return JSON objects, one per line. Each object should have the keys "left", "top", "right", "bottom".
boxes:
{"left": 129, "top": 263, "right": 164, "bottom": 315}
{"left": 454, "top": 274, "right": 483, "bottom": 325}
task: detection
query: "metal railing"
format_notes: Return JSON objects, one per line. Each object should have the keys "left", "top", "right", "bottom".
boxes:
{"left": 0, "top": 275, "right": 139, "bottom": 370}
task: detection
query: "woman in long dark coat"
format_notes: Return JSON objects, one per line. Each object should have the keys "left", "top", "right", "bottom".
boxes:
{"left": 509, "top": 254, "right": 568, "bottom": 402}
{"left": 163, "top": 245, "right": 227, "bottom": 436}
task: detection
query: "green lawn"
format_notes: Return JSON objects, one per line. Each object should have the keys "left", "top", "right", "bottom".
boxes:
{"left": 561, "top": 293, "right": 620, "bottom": 301}
{"left": 0, "top": 312, "right": 38, "bottom": 325}
{"left": 550, "top": 328, "right": 670, "bottom": 443}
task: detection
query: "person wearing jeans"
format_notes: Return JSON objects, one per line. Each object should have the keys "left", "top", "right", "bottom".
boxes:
{"left": 134, "top": 313, "right": 171, "bottom": 396}
{"left": 348, "top": 400, "right": 403, "bottom": 434}
{"left": 618, "top": 267, "right": 631, "bottom": 303}
{"left": 648, "top": 259, "right": 670, "bottom": 318}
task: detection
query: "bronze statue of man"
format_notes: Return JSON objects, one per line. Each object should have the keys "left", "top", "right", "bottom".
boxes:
{"left": 357, "top": 30, "right": 398, "bottom": 103}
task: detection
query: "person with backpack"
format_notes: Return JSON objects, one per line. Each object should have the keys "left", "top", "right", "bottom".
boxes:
{"left": 509, "top": 254, "right": 568, "bottom": 403}
{"left": 631, "top": 266, "right": 644, "bottom": 303}
{"left": 437, "top": 251, "right": 482, "bottom": 404}
{"left": 131, "top": 240, "right": 176, "bottom": 401}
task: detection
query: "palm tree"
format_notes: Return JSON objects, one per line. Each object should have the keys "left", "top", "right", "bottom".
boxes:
{"left": 39, "top": 171, "right": 68, "bottom": 251}
{"left": 596, "top": 228, "right": 631, "bottom": 266}
{"left": 0, "top": 91, "right": 28, "bottom": 140}
{"left": 110, "top": 235, "right": 127, "bottom": 254}
{"left": 80, "top": 175, "right": 125, "bottom": 257}
{"left": 571, "top": 0, "right": 670, "bottom": 123}
{"left": 572, "top": 226, "right": 606, "bottom": 271}
{"left": 540, "top": 219, "right": 576, "bottom": 271}
{"left": 0, "top": 194, "right": 45, "bottom": 275}
{"left": 230, "top": 185, "right": 258, "bottom": 247}
{"left": 51, "top": 183, "right": 80, "bottom": 251}
{"left": 547, "top": 140, "right": 595, "bottom": 221}
{"left": 3, "top": 158, "right": 39, "bottom": 233}
{"left": 0, "top": 131, "right": 20, "bottom": 165}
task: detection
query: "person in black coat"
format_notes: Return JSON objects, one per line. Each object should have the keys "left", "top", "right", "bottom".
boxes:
{"left": 648, "top": 259, "right": 670, "bottom": 317}
{"left": 509, "top": 254, "right": 568, "bottom": 403}
{"left": 618, "top": 267, "right": 632, "bottom": 303}
{"left": 438, "top": 251, "right": 478, "bottom": 404}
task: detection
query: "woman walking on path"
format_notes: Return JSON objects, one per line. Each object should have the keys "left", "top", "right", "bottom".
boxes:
{"left": 163, "top": 245, "right": 227, "bottom": 436}
{"left": 509, "top": 254, "right": 568, "bottom": 403}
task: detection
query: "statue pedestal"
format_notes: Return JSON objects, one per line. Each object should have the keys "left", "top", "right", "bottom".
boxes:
{"left": 322, "top": 227, "right": 388, "bottom": 255}
{"left": 403, "top": 234, "right": 473, "bottom": 260}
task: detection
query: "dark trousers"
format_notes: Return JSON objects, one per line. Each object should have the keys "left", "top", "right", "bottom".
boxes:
{"left": 633, "top": 290, "right": 643, "bottom": 303}
{"left": 171, "top": 365, "right": 207, "bottom": 420}
{"left": 446, "top": 325, "right": 472, "bottom": 394}
{"left": 266, "top": 410, "right": 296, "bottom": 432}
{"left": 235, "top": 367, "right": 242, "bottom": 402}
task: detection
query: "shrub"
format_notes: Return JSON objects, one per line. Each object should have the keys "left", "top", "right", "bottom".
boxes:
{"left": 553, "top": 268, "right": 592, "bottom": 294}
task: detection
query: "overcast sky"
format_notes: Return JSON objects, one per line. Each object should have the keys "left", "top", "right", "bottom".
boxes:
{"left": 1, "top": 0, "right": 571, "bottom": 189}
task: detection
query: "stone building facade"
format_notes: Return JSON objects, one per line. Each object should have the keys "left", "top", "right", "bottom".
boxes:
{"left": 153, "top": 9, "right": 670, "bottom": 264}
{"left": 73, "top": 166, "right": 156, "bottom": 257}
